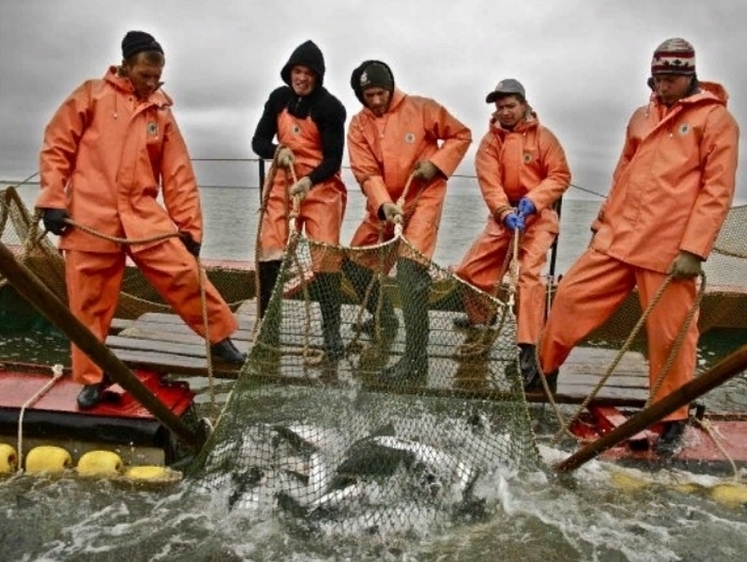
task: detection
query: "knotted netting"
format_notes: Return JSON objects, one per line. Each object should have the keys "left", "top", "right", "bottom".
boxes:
{"left": 187, "top": 218, "right": 542, "bottom": 535}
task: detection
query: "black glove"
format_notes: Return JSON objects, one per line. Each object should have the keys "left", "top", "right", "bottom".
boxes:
{"left": 41, "top": 208, "right": 71, "bottom": 235}
{"left": 179, "top": 232, "right": 201, "bottom": 258}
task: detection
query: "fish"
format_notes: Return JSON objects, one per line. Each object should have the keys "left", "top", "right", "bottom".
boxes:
{"left": 191, "top": 422, "right": 342, "bottom": 513}
{"left": 333, "top": 435, "right": 480, "bottom": 502}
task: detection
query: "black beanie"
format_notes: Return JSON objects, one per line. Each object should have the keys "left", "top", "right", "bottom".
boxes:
{"left": 122, "top": 31, "right": 164, "bottom": 60}
{"left": 350, "top": 60, "right": 395, "bottom": 104}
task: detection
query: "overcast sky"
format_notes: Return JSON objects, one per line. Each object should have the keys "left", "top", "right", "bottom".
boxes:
{"left": 1, "top": 0, "right": 745, "bottom": 200}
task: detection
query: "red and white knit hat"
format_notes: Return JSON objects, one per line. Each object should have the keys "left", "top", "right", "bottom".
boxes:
{"left": 651, "top": 37, "right": 696, "bottom": 75}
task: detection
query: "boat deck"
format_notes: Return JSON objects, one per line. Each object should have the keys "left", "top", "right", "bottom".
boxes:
{"left": 107, "top": 300, "right": 651, "bottom": 408}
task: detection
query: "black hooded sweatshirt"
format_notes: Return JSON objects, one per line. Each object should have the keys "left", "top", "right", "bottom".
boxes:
{"left": 251, "top": 40, "right": 346, "bottom": 186}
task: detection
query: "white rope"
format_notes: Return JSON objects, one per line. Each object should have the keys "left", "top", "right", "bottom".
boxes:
{"left": 16, "top": 364, "right": 65, "bottom": 473}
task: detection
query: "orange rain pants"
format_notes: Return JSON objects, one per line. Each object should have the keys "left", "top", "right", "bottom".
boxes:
{"left": 66, "top": 238, "right": 238, "bottom": 385}
{"left": 454, "top": 213, "right": 557, "bottom": 342}
{"left": 539, "top": 248, "right": 698, "bottom": 421}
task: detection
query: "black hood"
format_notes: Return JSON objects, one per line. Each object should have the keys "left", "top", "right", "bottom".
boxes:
{"left": 281, "top": 40, "right": 326, "bottom": 88}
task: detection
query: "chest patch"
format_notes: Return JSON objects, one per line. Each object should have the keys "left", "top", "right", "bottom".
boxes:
{"left": 147, "top": 122, "right": 158, "bottom": 136}
{"left": 404, "top": 132, "right": 416, "bottom": 144}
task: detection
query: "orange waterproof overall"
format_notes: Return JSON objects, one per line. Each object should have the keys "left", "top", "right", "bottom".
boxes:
{"left": 540, "top": 82, "right": 739, "bottom": 420}
{"left": 258, "top": 109, "right": 347, "bottom": 271}
{"left": 37, "top": 67, "right": 238, "bottom": 385}
{"left": 454, "top": 113, "right": 570, "bottom": 342}
{"left": 347, "top": 89, "right": 471, "bottom": 265}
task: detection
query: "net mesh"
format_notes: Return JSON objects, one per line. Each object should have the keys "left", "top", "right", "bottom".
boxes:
{"left": 5, "top": 177, "right": 747, "bottom": 535}
{"left": 187, "top": 230, "right": 541, "bottom": 535}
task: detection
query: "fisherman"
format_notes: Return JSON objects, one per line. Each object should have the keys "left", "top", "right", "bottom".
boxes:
{"left": 251, "top": 39, "right": 348, "bottom": 361}
{"left": 36, "top": 31, "right": 246, "bottom": 409}
{"left": 344, "top": 60, "right": 472, "bottom": 382}
{"left": 536, "top": 38, "right": 739, "bottom": 454}
{"left": 452, "top": 79, "right": 571, "bottom": 380}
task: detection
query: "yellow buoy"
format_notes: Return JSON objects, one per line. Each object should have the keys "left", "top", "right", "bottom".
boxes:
{"left": 609, "top": 471, "right": 651, "bottom": 492}
{"left": 710, "top": 482, "right": 747, "bottom": 508}
{"left": 0, "top": 443, "right": 17, "bottom": 474}
{"left": 76, "top": 450, "right": 123, "bottom": 477}
{"left": 120, "top": 465, "right": 182, "bottom": 489}
{"left": 25, "top": 446, "right": 72, "bottom": 474}
{"left": 124, "top": 465, "right": 171, "bottom": 480}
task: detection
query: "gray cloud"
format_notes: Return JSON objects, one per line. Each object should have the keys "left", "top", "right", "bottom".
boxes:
{"left": 1, "top": 0, "right": 745, "bottom": 200}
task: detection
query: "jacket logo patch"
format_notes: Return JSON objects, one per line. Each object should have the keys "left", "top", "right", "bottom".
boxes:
{"left": 523, "top": 153, "right": 532, "bottom": 163}
{"left": 292, "top": 124, "right": 301, "bottom": 135}
{"left": 404, "top": 133, "right": 416, "bottom": 144}
{"left": 679, "top": 123, "right": 690, "bottom": 136}
{"left": 147, "top": 122, "right": 158, "bottom": 136}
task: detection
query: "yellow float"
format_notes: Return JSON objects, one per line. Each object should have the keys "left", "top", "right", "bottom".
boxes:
{"left": 0, "top": 443, "right": 17, "bottom": 474}
{"left": 116, "top": 465, "right": 182, "bottom": 489}
{"left": 76, "top": 450, "right": 123, "bottom": 477}
{"left": 25, "top": 445, "right": 72, "bottom": 474}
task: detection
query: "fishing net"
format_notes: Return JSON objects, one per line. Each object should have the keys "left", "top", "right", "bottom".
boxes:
{"left": 187, "top": 221, "right": 541, "bottom": 536}
{"left": 0, "top": 186, "right": 253, "bottom": 332}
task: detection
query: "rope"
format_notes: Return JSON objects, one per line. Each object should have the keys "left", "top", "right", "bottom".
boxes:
{"left": 550, "top": 270, "right": 706, "bottom": 443}
{"left": 694, "top": 417, "right": 738, "bottom": 480}
{"left": 252, "top": 151, "right": 326, "bottom": 366}
{"left": 17, "top": 363, "right": 65, "bottom": 473}
{"left": 348, "top": 173, "right": 416, "bottom": 351}
{"left": 454, "top": 227, "right": 519, "bottom": 361}
{"left": 647, "top": 271, "right": 707, "bottom": 406}
{"left": 252, "top": 148, "right": 281, "bottom": 336}
{"left": 42, "top": 212, "right": 218, "bottom": 408}
{"left": 286, "top": 166, "right": 325, "bottom": 367}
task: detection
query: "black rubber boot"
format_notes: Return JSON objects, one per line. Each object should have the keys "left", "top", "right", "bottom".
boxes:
{"left": 519, "top": 344, "right": 539, "bottom": 389}
{"left": 655, "top": 420, "right": 687, "bottom": 456}
{"left": 76, "top": 373, "right": 112, "bottom": 410}
{"left": 257, "top": 260, "right": 282, "bottom": 319}
{"left": 313, "top": 272, "right": 345, "bottom": 361}
{"left": 341, "top": 259, "right": 399, "bottom": 340}
{"left": 256, "top": 260, "right": 282, "bottom": 354}
{"left": 210, "top": 337, "right": 246, "bottom": 365}
{"left": 380, "top": 259, "right": 430, "bottom": 384}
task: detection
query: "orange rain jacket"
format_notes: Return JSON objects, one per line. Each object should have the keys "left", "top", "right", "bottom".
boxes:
{"left": 455, "top": 111, "right": 570, "bottom": 339}
{"left": 36, "top": 67, "right": 238, "bottom": 385}
{"left": 37, "top": 66, "right": 203, "bottom": 253}
{"left": 591, "top": 82, "right": 739, "bottom": 269}
{"left": 348, "top": 89, "right": 472, "bottom": 259}
{"left": 542, "top": 81, "right": 739, "bottom": 420}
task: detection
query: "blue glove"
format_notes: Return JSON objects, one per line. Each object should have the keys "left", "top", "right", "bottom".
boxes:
{"left": 517, "top": 197, "right": 536, "bottom": 217}
{"left": 503, "top": 211, "right": 525, "bottom": 231}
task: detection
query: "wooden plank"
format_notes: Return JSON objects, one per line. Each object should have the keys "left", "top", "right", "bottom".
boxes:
{"left": 107, "top": 334, "right": 251, "bottom": 358}
{"left": 111, "top": 348, "right": 242, "bottom": 378}
{"left": 108, "top": 295, "right": 651, "bottom": 407}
